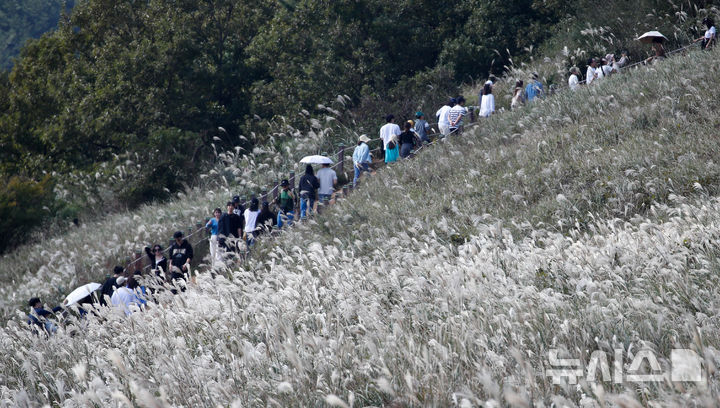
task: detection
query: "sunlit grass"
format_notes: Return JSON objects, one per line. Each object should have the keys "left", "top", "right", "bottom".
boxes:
{"left": 1, "top": 48, "right": 720, "bottom": 406}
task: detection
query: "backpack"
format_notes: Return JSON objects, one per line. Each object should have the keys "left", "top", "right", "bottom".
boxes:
{"left": 387, "top": 139, "right": 396, "bottom": 150}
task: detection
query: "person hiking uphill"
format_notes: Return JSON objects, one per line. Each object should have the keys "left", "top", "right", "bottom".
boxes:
{"left": 168, "top": 231, "right": 193, "bottom": 290}
{"left": 436, "top": 98, "right": 455, "bottom": 136}
{"left": 399, "top": 121, "right": 417, "bottom": 158}
{"left": 298, "top": 164, "right": 320, "bottom": 219}
{"left": 352, "top": 135, "right": 372, "bottom": 187}
{"left": 379, "top": 114, "right": 401, "bottom": 161}
{"left": 276, "top": 179, "right": 296, "bottom": 229}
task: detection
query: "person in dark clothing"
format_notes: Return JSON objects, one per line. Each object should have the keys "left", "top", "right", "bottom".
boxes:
{"left": 27, "top": 297, "right": 63, "bottom": 334}
{"left": 298, "top": 164, "right": 320, "bottom": 219}
{"left": 168, "top": 231, "right": 193, "bottom": 290}
{"left": 218, "top": 201, "right": 243, "bottom": 253}
{"left": 144, "top": 244, "right": 168, "bottom": 279}
{"left": 256, "top": 201, "right": 277, "bottom": 235}
{"left": 399, "top": 121, "right": 417, "bottom": 158}
{"left": 232, "top": 195, "right": 245, "bottom": 216}
{"left": 99, "top": 266, "right": 124, "bottom": 306}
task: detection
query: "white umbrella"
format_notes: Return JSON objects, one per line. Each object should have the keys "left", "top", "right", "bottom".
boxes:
{"left": 637, "top": 31, "right": 668, "bottom": 43}
{"left": 300, "top": 155, "right": 334, "bottom": 165}
{"left": 63, "top": 282, "right": 101, "bottom": 306}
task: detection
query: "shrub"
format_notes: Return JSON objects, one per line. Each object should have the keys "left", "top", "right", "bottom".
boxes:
{"left": 0, "top": 175, "right": 55, "bottom": 252}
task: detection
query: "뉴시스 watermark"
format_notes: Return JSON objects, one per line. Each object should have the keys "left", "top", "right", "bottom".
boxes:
{"left": 545, "top": 348, "right": 703, "bottom": 385}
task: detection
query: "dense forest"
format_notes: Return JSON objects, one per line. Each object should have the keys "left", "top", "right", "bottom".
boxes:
{"left": 0, "top": 0, "right": 75, "bottom": 70}
{"left": 0, "top": 0, "right": 711, "bottom": 252}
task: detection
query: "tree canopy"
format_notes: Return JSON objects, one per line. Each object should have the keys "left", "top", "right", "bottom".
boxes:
{"left": 2, "top": 0, "right": 705, "bottom": 252}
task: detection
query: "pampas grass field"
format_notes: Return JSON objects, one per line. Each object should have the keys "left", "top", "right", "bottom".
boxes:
{"left": 2, "top": 48, "right": 720, "bottom": 406}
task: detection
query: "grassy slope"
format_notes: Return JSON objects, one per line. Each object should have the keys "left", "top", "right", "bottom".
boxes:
{"left": 2, "top": 50, "right": 720, "bottom": 406}
{"left": 0, "top": 121, "right": 350, "bottom": 320}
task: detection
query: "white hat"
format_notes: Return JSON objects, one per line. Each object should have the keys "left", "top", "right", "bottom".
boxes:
{"left": 485, "top": 80, "right": 493, "bottom": 85}
{"left": 358, "top": 135, "right": 371, "bottom": 143}
{"left": 116, "top": 276, "right": 127, "bottom": 286}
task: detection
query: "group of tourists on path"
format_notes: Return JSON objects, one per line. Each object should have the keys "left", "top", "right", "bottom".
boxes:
{"left": 26, "top": 18, "right": 717, "bottom": 333}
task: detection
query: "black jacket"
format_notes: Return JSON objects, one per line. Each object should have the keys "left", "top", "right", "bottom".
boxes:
{"left": 256, "top": 209, "right": 277, "bottom": 234}
{"left": 99, "top": 276, "right": 118, "bottom": 306}
{"left": 169, "top": 239, "right": 193, "bottom": 270}
{"left": 218, "top": 212, "right": 243, "bottom": 238}
{"left": 298, "top": 174, "right": 320, "bottom": 200}
{"left": 145, "top": 246, "right": 168, "bottom": 275}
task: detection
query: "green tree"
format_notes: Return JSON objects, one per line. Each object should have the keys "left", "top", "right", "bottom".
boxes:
{"left": 0, "top": 0, "right": 75, "bottom": 70}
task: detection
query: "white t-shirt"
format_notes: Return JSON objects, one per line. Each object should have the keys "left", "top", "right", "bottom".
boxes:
{"left": 705, "top": 26, "right": 716, "bottom": 39}
{"left": 436, "top": 105, "right": 451, "bottom": 126}
{"left": 601, "top": 65, "right": 613, "bottom": 77}
{"left": 586, "top": 66, "right": 599, "bottom": 85}
{"left": 568, "top": 74, "right": 579, "bottom": 90}
{"left": 379, "top": 123, "right": 401, "bottom": 150}
{"left": 244, "top": 209, "right": 260, "bottom": 233}
{"left": 316, "top": 167, "right": 337, "bottom": 196}
{"left": 447, "top": 105, "right": 467, "bottom": 128}
{"left": 479, "top": 94, "right": 495, "bottom": 117}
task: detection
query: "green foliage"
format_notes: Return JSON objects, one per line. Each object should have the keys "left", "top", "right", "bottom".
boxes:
{"left": 0, "top": 175, "right": 55, "bottom": 252}
{"left": 1, "top": 0, "right": 711, "bottom": 254}
{"left": 0, "top": 0, "right": 74, "bottom": 70}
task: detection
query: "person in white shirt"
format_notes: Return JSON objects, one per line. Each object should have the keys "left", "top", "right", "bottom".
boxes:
{"left": 568, "top": 67, "right": 580, "bottom": 90}
{"left": 601, "top": 55, "right": 616, "bottom": 77}
{"left": 243, "top": 198, "right": 261, "bottom": 248}
{"left": 447, "top": 96, "right": 467, "bottom": 134}
{"left": 586, "top": 58, "right": 600, "bottom": 85}
{"left": 379, "top": 114, "right": 401, "bottom": 157}
{"left": 478, "top": 83, "right": 495, "bottom": 117}
{"left": 435, "top": 98, "right": 455, "bottom": 136}
{"left": 695, "top": 17, "right": 716, "bottom": 49}
{"left": 111, "top": 277, "right": 144, "bottom": 316}
{"left": 316, "top": 163, "right": 337, "bottom": 202}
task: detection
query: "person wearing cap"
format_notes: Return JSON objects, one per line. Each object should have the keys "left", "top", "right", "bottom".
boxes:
{"left": 379, "top": 115, "right": 401, "bottom": 159}
{"left": 275, "top": 179, "right": 295, "bottom": 229}
{"left": 243, "top": 197, "right": 261, "bottom": 248}
{"left": 413, "top": 112, "right": 430, "bottom": 144}
{"left": 99, "top": 265, "right": 124, "bottom": 306}
{"left": 568, "top": 67, "right": 580, "bottom": 91}
{"left": 168, "top": 231, "right": 193, "bottom": 287}
{"left": 448, "top": 96, "right": 467, "bottom": 134}
{"left": 352, "top": 135, "right": 372, "bottom": 187}
{"left": 27, "top": 297, "right": 62, "bottom": 334}
{"left": 316, "top": 162, "right": 337, "bottom": 203}
{"left": 111, "top": 277, "right": 145, "bottom": 316}
{"left": 479, "top": 81, "right": 495, "bottom": 118}
{"left": 525, "top": 73, "right": 544, "bottom": 102}
{"left": 436, "top": 98, "right": 455, "bottom": 136}
{"left": 232, "top": 195, "right": 244, "bottom": 216}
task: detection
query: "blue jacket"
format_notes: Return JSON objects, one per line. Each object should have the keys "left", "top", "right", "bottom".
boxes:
{"left": 353, "top": 143, "right": 370, "bottom": 164}
{"left": 526, "top": 80, "right": 544, "bottom": 102}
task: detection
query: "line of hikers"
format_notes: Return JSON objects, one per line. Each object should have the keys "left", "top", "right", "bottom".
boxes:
{"left": 27, "top": 19, "right": 716, "bottom": 333}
